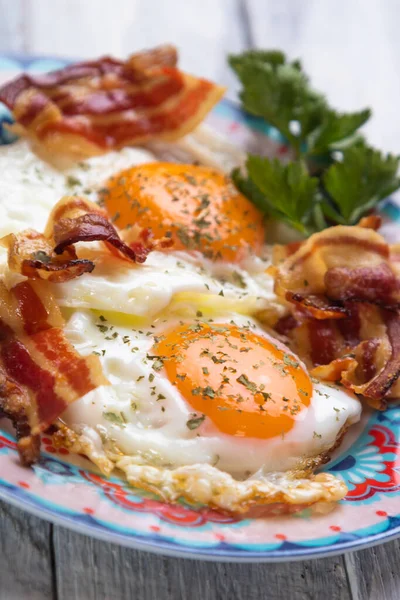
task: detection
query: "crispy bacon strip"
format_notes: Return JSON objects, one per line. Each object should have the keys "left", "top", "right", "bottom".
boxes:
{"left": 127, "top": 44, "right": 178, "bottom": 71}
{"left": 0, "top": 45, "right": 225, "bottom": 160}
{"left": 0, "top": 194, "right": 171, "bottom": 462}
{"left": 46, "top": 196, "right": 172, "bottom": 263}
{"left": 0, "top": 280, "right": 108, "bottom": 464}
{"left": 285, "top": 292, "right": 348, "bottom": 320}
{"left": 357, "top": 215, "right": 382, "bottom": 230}
{"left": 1, "top": 229, "right": 94, "bottom": 283}
{"left": 271, "top": 225, "right": 391, "bottom": 300}
{"left": 1, "top": 196, "right": 166, "bottom": 283}
{"left": 0, "top": 362, "right": 40, "bottom": 465}
{"left": 325, "top": 263, "right": 400, "bottom": 308}
{"left": 341, "top": 312, "right": 400, "bottom": 404}
{"left": 271, "top": 224, "right": 400, "bottom": 407}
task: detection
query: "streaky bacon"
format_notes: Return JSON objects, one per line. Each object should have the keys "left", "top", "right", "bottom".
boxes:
{"left": 357, "top": 215, "right": 382, "bottom": 230}
{"left": 0, "top": 362, "right": 40, "bottom": 466}
{"left": 271, "top": 224, "right": 400, "bottom": 407}
{"left": 0, "top": 194, "right": 163, "bottom": 465}
{"left": 341, "top": 311, "right": 400, "bottom": 405}
{"left": 285, "top": 291, "right": 348, "bottom": 320}
{"left": 270, "top": 225, "right": 390, "bottom": 300}
{"left": 0, "top": 280, "right": 107, "bottom": 465}
{"left": 311, "top": 356, "right": 356, "bottom": 383}
{"left": 1, "top": 196, "right": 166, "bottom": 284}
{"left": 308, "top": 320, "right": 343, "bottom": 366}
{"left": 325, "top": 263, "right": 400, "bottom": 308}
{"left": 274, "top": 314, "right": 298, "bottom": 336}
{"left": 126, "top": 44, "right": 178, "bottom": 72}
{"left": 0, "top": 45, "right": 225, "bottom": 161}
{"left": 46, "top": 196, "right": 172, "bottom": 264}
{"left": 1, "top": 229, "right": 94, "bottom": 283}
{"left": 337, "top": 302, "right": 361, "bottom": 347}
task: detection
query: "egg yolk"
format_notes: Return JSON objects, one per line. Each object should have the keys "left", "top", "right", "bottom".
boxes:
{"left": 103, "top": 163, "right": 265, "bottom": 261}
{"left": 154, "top": 323, "right": 312, "bottom": 438}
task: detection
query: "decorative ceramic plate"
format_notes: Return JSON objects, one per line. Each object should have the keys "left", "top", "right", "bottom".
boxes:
{"left": 1, "top": 54, "right": 400, "bottom": 563}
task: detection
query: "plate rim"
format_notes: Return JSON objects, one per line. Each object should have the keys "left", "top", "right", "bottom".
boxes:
{"left": 3, "top": 482, "right": 400, "bottom": 563}
{"left": 1, "top": 52, "right": 400, "bottom": 563}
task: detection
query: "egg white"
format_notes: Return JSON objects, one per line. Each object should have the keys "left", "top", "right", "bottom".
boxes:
{"left": 0, "top": 140, "right": 276, "bottom": 318}
{"left": 0, "top": 139, "right": 156, "bottom": 237}
{"left": 61, "top": 309, "right": 361, "bottom": 479}
{"left": 48, "top": 247, "right": 276, "bottom": 318}
{"left": 0, "top": 138, "right": 362, "bottom": 509}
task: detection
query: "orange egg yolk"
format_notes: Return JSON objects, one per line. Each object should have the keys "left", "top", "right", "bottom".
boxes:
{"left": 103, "top": 163, "right": 265, "bottom": 261}
{"left": 154, "top": 323, "right": 312, "bottom": 438}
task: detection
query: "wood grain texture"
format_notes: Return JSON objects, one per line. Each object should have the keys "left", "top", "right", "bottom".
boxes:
{"left": 345, "top": 542, "right": 400, "bottom": 600}
{"left": 0, "top": 500, "right": 53, "bottom": 600}
{"left": 53, "top": 525, "right": 352, "bottom": 600}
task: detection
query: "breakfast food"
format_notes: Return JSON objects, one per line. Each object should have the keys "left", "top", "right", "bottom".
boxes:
{"left": 271, "top": 221, "right": 400, "bottom": 410}
{"left": 0, "top": 45, "right": 398, "bottom": 516}
{"left": 0, "top": 45, "right": 225, "bottom": 162}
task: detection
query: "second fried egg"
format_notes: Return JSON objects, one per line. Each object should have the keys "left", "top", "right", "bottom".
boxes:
{"left": 61, "top": 310, "right": 361, "bottom": 478}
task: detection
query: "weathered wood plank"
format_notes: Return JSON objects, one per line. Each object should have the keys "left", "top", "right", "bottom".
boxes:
{"left": 53, "top": 525, "right": 352, "bottom": 600}
{"left": 0, "top": 500, "right": 54, "bottom": 600}
{"left": 345, "top": 541, "right": 400, "bottom": 600}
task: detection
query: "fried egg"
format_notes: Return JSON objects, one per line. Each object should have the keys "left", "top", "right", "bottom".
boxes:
{"left": 0, "top": 142, "right": 276, "bottom": 319}
{"left": 48, "top": 246, "right": 277, "bottom": 318}
{"left": 0, "top": 139, "right": 156, "bottom": 237}
{"left": 104, "top": 163, "right": 265, "bottom": 262}
{"left": 61, "top": 310, "right": 361, "bottom": 482}
{"left": 0, "top": 136, "right": 361, "bottom": 512}
{"left": 53, "top": 162, "right": 276, "bottom": 318}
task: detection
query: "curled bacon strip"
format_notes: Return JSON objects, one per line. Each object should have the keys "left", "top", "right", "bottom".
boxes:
{"left": 1, "top": 196, "right": 166, "bottom": 283}
{"left": 325, "top": 263, "right": 400, "bottom": 308}
{"left": 340, "top": 312, "right": 400, "bottom": 406}
{"left": 272, "top": 224, "right": 400, "bottom": 407}
{"left": 1, "top": 229, "right": 94, "bottom": 283}
{"left": 285, "top": 292, "right": 348, "bottom": 320}
{"left": 0, "top": 45, "right": 225, "bottom": 160}
{"left": 357, "top": 215, "right": 382, "bottom": 231}
{"left": 47, "top": 196, "right": 172, "bottom": 264}
{"left": 0, "top": 194, "right": 166, "bottom": 462}
{"left": 0, "top": 280, "right": 107, "bottom": 464}
{"left": 271, "top": 225, "right": 390, "bottom": 299}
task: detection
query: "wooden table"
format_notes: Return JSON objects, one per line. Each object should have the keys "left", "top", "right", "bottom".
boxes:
{"left": 1, "top": 1, "right": 400, "bottom": 598}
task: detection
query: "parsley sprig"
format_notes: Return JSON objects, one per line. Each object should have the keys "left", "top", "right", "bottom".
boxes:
{"left": 229, "top": 50, "right": 400, "bottom": 233}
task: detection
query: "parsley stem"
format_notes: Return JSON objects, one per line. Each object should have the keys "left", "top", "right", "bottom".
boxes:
{"left": 311, "top": 203, "right": 328, "bottom": 232}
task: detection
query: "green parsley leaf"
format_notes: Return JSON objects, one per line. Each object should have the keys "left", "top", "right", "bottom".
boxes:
{"left": 231, "top": 270, "right": 247, "bottom": 289}
{"left": 186, "top": 414, "right": 206, "bottom": 430}
{"left": 236, "top": 373, "right": 258, "bottom": 393}
{"left": 229, "top": 48, "right": 399, "bottom": 235}
{"left": 229, "top": 50, "right": 326, "bottom": 156}
{"left": 152, "top": 358, "right": 164, "bottom": 372}
{"left": 66, "top": 175, "right": 82, "bottom": 187}
{"left": 203, "top": 386, "right": 215, "bottom": 398}
{"left": 323, "top": 142, "right": 400, "bottom": 224}
{"left": 307, "top": 108, "right": 371, "bottom": 156}
{"left": 244, "top": 155, "right": 318, "bottom": 233}
{"left": 103, "top": 411, "right": 126, "bottom": 426}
